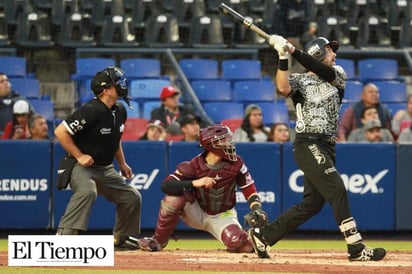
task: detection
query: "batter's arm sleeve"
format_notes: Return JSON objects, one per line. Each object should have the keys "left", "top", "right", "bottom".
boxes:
{"left": 292, "top": 50, "right": 336, "bottom": 82}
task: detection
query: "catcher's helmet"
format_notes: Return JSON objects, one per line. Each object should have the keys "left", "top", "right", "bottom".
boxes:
{"left": 199, "top": 124, "right": 237, "bottom": 161}
{"left": 304, "top": 37, "right": 339, "bottom": 61}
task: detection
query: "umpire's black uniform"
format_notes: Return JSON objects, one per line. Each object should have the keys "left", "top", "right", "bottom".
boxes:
{"left": 56, "top": 68, "right": 141, "bottom": 240}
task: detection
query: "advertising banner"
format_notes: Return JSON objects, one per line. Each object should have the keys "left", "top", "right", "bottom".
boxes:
{"left": 0, "top": 141, "right": 52, "bottom": 229}
{"left": 281, "top": 143, "right": 395, "bottom": 230}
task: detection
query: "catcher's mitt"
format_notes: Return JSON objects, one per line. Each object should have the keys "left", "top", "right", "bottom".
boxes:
{"left": 243, "top": 209, "right": 268, "bottom": 228}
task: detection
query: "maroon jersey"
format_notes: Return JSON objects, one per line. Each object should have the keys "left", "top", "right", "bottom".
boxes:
{"left": 163, "top": 152, "right": 257, "bottom": 215}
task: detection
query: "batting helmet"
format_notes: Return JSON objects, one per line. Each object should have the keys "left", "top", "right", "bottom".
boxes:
{"left": 199, "top": 124, "right": 237, "bottom": 161}
{"left": 304, "top": 37, "right": 339, "bottom": 61}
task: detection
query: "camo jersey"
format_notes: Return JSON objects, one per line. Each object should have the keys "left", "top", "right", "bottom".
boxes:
{"left": 289, "top": 65, "right": 346, "bottom": 135}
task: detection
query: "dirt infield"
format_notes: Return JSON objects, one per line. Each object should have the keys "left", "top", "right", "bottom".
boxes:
{"left": 3, "top": 249, "right": 410, "bottom": 273}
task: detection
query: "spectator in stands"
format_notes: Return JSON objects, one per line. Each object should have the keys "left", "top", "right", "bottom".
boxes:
{"left": 338, "top": 83, "right": 392, "bottom": 141}
{"left": 391, "top": 94, "right": 412, "bottom": 136}
{"left": 1, "top": 100, "right": 32, "bottom": 140}
{"left": 397, "top": 126, "right": 412, "bottom": 143}
{"left": 347, "top": 106, "right": 394, "bottom": 142}
{"left": 28, "top": 113, "right": 50, "bottom": 140}
{"left": 0, "top": 72, "right": 33, "bottom": 130}
{"left": 268, "top": 122, "right": 291, "bottom": 143}
{"left": 179, "top": 114, "right": 201, "bottom": 142}
{"left": 151, "top": 86, "right": 204, "bottom": 136}
{"left": 359, "top": 120, "right": 387, "bottom": 143}
{"left": 233, "top": 104, "right": 269, "bottom": 142}
{"left": 139, "top": 119, "right": 166, "bottom": 141}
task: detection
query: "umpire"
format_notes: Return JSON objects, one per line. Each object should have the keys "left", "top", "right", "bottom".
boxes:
{"left": 55, "top": 67, "right": 141, "bottom": 250}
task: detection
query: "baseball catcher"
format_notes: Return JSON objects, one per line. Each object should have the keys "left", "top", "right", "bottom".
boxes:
{"left": 138, "top": 124, "right": 268, "bottom": 253}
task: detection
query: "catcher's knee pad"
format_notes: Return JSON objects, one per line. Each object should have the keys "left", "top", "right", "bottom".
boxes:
{"left": 221, "top": 224, "right": 253, "bottom": 253}
{"left": 154, "top": 195, "right": 187, "bottom": 246}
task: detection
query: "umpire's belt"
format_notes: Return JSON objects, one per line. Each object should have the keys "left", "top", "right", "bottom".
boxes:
{"left": 296, "top": 133, "right": 337, "bottom": 145}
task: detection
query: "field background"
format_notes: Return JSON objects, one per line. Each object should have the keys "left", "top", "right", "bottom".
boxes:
{"left": 1, "top": 231, "right": 411, "bottom": 273}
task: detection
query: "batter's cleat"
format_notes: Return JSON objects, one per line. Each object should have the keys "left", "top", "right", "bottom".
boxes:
{"left": 137, "top": 237, "right": 163, "bottom": 252}
{"left": 114, "top": 235, "right": 140, "bottom": 251}
{"left": 249, "top": 228, "right": 270, "bottom": 258}
{"left": 348, "top": 243, "right": 386, "bottom": 261}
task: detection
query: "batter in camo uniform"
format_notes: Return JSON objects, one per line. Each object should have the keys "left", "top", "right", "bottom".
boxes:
{"left": 138, "top": 124, "right": 268, "bottom": 253}
{"left": 248, "top": 36, "right": 386, "bottom": 262}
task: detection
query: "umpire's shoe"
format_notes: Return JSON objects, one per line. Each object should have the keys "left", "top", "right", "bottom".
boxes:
{"left": 249, "top": 228, "right": 270, "bottom": 258}
{"left": 137, "top": 237, "right": 164, "bottom": 252}
{"left": 114, "top": 235, "right": 140, "bottom": 251}
{"left": 348, "top": 243, "right": 386, "bottom": 261}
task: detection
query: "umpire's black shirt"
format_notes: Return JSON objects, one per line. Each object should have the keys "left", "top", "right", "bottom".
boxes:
{"left": 62, "top": 98, "right": 127, "bottom": 165}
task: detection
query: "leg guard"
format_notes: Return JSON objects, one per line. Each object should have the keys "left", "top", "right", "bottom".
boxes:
{"left": 339, "top": 217, "right": 365, "bottom": 254}
{"left": 153, "top": 195, "right": 187, "bottom": 247}
{"left": 221, "top": 224, "right": 253, "bottom": 253}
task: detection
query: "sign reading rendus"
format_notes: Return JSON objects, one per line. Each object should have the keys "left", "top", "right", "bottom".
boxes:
{"left": 8, "top": 235, "right": 114, "bottom": 266}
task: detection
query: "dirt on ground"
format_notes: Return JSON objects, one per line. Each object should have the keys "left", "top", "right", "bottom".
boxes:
{"left": 1, "top": 249, "right": 411, "bottom": 273}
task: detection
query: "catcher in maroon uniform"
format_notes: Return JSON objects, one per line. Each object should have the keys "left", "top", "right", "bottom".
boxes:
{"left": 137, "top": 124, "right": 268, "bottom": 253}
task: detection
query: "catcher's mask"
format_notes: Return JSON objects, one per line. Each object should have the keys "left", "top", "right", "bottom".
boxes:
{"left": 90, "top": 66, "right": 132, "bottom": 108}
{"left": 199, "top": 124, "right": 237, "bottom": 161}
{"left": 304, "top": 37, "right": 339, "bottom": 61}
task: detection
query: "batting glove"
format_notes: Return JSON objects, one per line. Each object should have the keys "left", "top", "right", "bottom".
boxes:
{"left": 268, "top": 34, "right": 290, "bottom": 59}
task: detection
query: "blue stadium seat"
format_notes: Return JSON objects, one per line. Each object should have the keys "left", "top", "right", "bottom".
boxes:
{"left": 121, "top": 58, "right": 161, "bottom": 79}
{"left": 257, "top": 102, "right": 289, "bottom": 125}
{"left": 10, "top": 78, "right": 40, "bottom": 99}
{"left": 384, "top": 103, "right": 407, "bottom": 117}
{"left": 130, "top": 79, "right": 171, "bottom": 100}
{"left": 29, "top": 99, "right": 54, "bottom": 121}
{"left": 143, "top": 101, "right": 162, "bottom": 120}
{"left": 72, "top": 57, "right": 116, "bottom": 80}
{"left": 340, "top": 102, "right": 351, "bottom": 120}
{"left": 203, "top": 102, "right": 244, "bottom": 123}
{"left": 343, "top": 80, "right": 363, "bottom": 103}
{"left": 222, "top": 59, "right": 262, "bottom": 81}
{"left": 336, "top": 58, "right": 356, "bottom": 80}
{"left": 118, "top": 100, "right": 141, "bottom": 118}
{"left": 0, "top": 57, "right": 26, "bottom": 77}
{"left": 373, "top": 81, "right": 407, "bottom": 103}
{"left": 232, "top": 80, "right": 275, "bottom": 104}
{"left": 191, "top": 80, "right": 232, "bottom": 102}
{"left": 179, "top": 58, "right": 219, "bottom": 80}
{"left": 358, "top": 58, "right": 400, "bottom": 82}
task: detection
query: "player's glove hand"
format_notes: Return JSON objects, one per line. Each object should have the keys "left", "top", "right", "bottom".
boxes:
{"left": 268, "top": 34, "right": 290, "bottom": 59}
{"left": 244, "top": 209, "right": 268, "bottom": 228}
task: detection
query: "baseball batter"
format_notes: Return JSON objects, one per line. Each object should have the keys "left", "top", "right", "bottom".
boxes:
{"left": 138, "top": 124, "right": 268, "bottom": 253}
{"left": 248, "top": 36, "right": 386, "bottom": 261}
{"left": 55, "top": 67, "right": 141, "bottom": 250}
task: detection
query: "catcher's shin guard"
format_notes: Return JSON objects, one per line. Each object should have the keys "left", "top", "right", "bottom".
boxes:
{"left": 153, "top": 195, "right": 186, "bottom": 246}
{"left": 221, "top": 224, "right": 254, "bottom": 253}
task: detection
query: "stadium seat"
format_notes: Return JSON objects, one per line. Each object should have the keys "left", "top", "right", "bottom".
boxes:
{"left": 179, "top": 59, "right": 219, "bottom": 80}
{"left": 231, "top": 16, "right": 267, "bottom": 48}
{"left": 143, "top": 14, "right": 184, "bottom": 48}
{"left": 0, "top": 57, "right": 26, "bottom": 77}
{"left": 90, "top": 0, "right": 118, "bottom": 28}
{"left": 400, "top": 120, "right": 412, "bottom": 132}
{"left": 221, "top": 118, "right": 243, "bottom": 132}
{"left": 121, "top": 118, "right": 149, "bottom": 141}
{"left": 0, "top": 13, "right": 11, "bottom": 46}
{"left": 142, "top": 101, "right": 162, "bottom": 120}
{"left": 130, "top": 79, "right": 170, "bottom": 101}
{"left": 340, "top": 102, "right": 351, "bottom": 120}
{"left": 222, "top": 59, "right": 262, "bottom": 81}
{"left": 99, "top": 15, "right": 139, "bottom": 47}
{"left": 30, "top": 99, "right": 54, "bottom": 121}
{"left": 384, "top": 103, "right": 407, "bottom": 117}
{"left": 257, "top": 102, "right": 289, "bottom": 125}
{"left": 121, "top": 58, "right": 161, "bottom": 79}
{"left": 203, "top": 102, "right": 244, "bottom": 123}
{"left": 307, "top": 0, "right": 338, "bottom": 22}
{"left": 131, "top": 0, "right": 161, "bottom": 30}
{"left": 232, "top": 80, "right": 275, "bottom": 105}
{"left": 358, "top": 58, "right": 400, "bottom": 82}
{"left": 10, "top": 78, "right": 41, "bottom": 99}
{"left": 50, "top": 0, "right": 77, "bottom": 27}
{"left": 373, "top": 81, "right": 407, "bottom": 103}
{"left": 173, "top": 0, "right": 205, "bottom": 28}
{"left": 4, "top": 0, "right": 32, "bottom": 26}
{"left": 118, "top": 100, "right": 141, "bottom": 118}
{"left": 343, "top": 81, "right": 363, "bottom": 103}
{"left": 72, "top": 57, "right": 116, "bottom": 80}
{"left": 317, "top": 16, "right": 351, "bottom": 46}
{"left": 336, "top": 58, "right": 356, "bottom": 80}
{"left": 189, "top": 15, "right": 227, "bottom": 48}
{"left": 191, "top": 80, "right": 232, "bottom": 102}
{"left": 16, "top": 11, "right": 54, "bottom": 48}
{"left": 58, "top": 12, "right": 97, "bottom": 48}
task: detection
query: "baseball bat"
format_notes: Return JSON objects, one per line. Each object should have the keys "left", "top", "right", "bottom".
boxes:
{"left": 219, "top": 2, "right": 270, "bottom": 40}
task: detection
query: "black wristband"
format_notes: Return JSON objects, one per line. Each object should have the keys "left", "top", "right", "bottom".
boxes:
{"left": 278, "top": 59, "right": 288, "bottom": 71}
